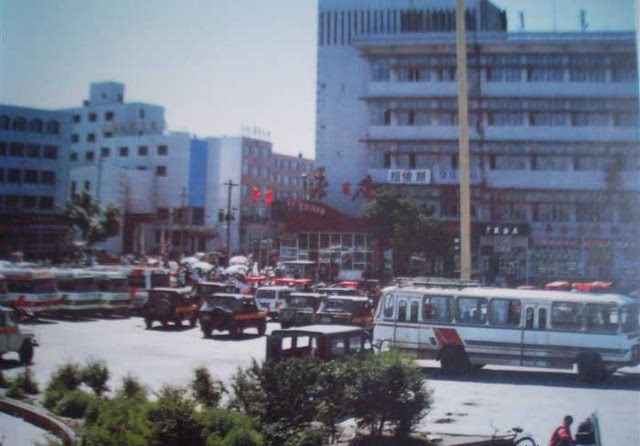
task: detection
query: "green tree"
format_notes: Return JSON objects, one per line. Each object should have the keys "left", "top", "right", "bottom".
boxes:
{"left": 66, "top": 190, "right": 121, "bottom": 246}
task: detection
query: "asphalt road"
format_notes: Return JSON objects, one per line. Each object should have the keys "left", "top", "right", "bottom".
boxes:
{"left": 2, "top": 316, "right": 639, "bottom": 445}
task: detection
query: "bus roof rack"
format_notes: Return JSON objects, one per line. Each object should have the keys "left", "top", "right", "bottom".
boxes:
{"left": 395, "top": 276, "right": 481, "bottom": 289}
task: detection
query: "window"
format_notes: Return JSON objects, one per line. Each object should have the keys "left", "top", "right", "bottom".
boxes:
{"left": 86, "top": 151, "right": 95, "bottom": 161}
{"left": 538, "top": 308, "right": 547, "bottom": 330}
{"left": 488, "top": 112, "right": 524, "bottom": 126}
{"left": 70, "top": 152, "right": 78, "bottom": 161}
{"left": 136, "top": 166, "right": 147, "bottom": 171}
{"left": 139, "top": 108, "right": 145, "bottom": 118}
{"left": 101, "top": 147, "right": 110, "bottom": 157}
{"left": 551, "top": 302, "right": 583, "bottom": 330}
{"left": 457, "top": 297, "right": 488, "bottom": 324}
{"left": 138, "top": 146, "right": 148, "bottom": 156}
{"left": 5, "top": 195, "right": 19, "bottom": 210}
{"left": 584, "top": 303, "right": 618, "bottom": 333}
{"left": 72, "top": 134, "right": 79, "bottom": 143}
{"left": 71, "top": 181, "right": 76, "bottom": 195}
{"left": 489, "top": 299, "right": 521, "bottom": 326}
{"left": 410, "top": 301, "right": 419, "bottom": 322}
{"left": 571, "top": 112, "right": 609, "bottom": 127}
{"left": 103, "top": 131, "right": 113, "bottom": 138}
{"left": 157, "top": 145, "right": 168, "bottom": 155}
{"left": 39, "top": 196, "right": 54, "bottom": 210}
{"left": 0, "top": 169, "right": 3, "bottom": 183}
{"left": 43, "top": 145, "right": 57, "bottom": 159}
{"left": 383, "top": 294, "right": 394, "bottom": 318}
{"left": 525, "top": 307, "right": 534, "bottom": 329}
{"left": 119, "top": 146, "right": 129, "bottom": 157}
{"left": 11, "top": 117, "right": 26, "bottom": 131}
{"left": 87, "top": 133, "right": 95, "bottom": 142}
{"left": 23, "top": 195, "right": 37, "bottom": 209}
{"left": 423, "top": 295, "right": 453, "bottom": 322}
{"left": 41, "top": 171, "right": 55, "bottom": 185}
{"left": 495, "top": 155, "right": 526, "bottom": 170}
{"left": 27, "top": 144, "right": 40, "bottom": 158}
{"left": 24, "top": 170, "right": 38, "bottom": 184}
{"left": 45, "top": 120, "right": 59, "bottom": 134}
{"left": 397, "top": 300, "right": 407, "bottom": 321}
{"left": 156, "top": 166, "right": 167, "bottom": 176}
{"left": 0, "top": 142, "right": 5, "bottom": 156}
{"left": 371, "top": 58, "right": 390, "bottom": 81}
{"left": 105, "top": 111, "right": 114, "bottom": 121}
{"left": 73, "top": 114, "right": 81, "bottom": 123}
{"left": 84, "top": 180, "right": 90, "bottom": 191}
{"left": 8, "top": 169, "right": 21, "bottom": 183}
{"left": 9, "top": 143, "right": 24, "bottom": 157}
{"left": 89, "top": 113, "right": 97, "bottom": 122}
{"left": 28, "top": 119, "right": 43, "bottom": 133}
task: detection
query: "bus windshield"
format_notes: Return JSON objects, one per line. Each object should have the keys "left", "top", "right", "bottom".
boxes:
{"left": 620, "top": 304, "right": 640, "bottom": 333}
{"left": 8, "top": 279, "right": 56, "bottom": 293}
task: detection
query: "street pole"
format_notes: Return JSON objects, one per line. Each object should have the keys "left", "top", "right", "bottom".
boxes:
{"left": 456, "top": 0, "right": 472, "bottom": 280}
{"left": 224, "top": 179, "right": 238, "bottom": 265}
{"left": 180, "top": 187, "right": 187, "bottom": 255}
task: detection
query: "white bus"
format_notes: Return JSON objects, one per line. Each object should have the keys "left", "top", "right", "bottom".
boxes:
{"left": 53, "top": 269, "right": 102, "bottom": 315}
{"left": 373, "top": 286, "right": 640, "bottom": 383}
{"left": 93, "top": 271, "right": 131, "bottom": 315}
{"left": 0, "top": 268, "right": 59, "bottom": 314}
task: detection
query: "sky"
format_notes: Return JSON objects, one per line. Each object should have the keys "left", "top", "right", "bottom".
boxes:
{"left": 0, "top": 0, "right": 637, "bottom": 159}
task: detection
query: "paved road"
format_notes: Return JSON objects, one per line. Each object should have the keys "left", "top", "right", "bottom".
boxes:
{"left": 2, "top": 317, "right": 639, "bottom": 445}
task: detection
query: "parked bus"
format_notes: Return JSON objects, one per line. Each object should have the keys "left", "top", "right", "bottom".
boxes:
{"left": 0, "top": 268, "right": 59, "bottom": 314}
{"left": 53, "top": 269, "right": 102, "bottom": 315}
{"left": 373, "top": 286, "right": 640, "bottom": 383}
{"left": 90, "top": 266, "right": 171, "bottom": 311}
{"left": 93, "top": 271, "right": 131, "bottom": 315}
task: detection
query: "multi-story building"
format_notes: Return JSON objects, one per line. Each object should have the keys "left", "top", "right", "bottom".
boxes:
{"left": 0, "top": 105, "right": 72, "bottom": 259}
{"left": 316, "top": 0, "right": 640, "bottom": 284}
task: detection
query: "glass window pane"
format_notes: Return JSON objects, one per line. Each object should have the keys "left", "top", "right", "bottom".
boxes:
{"left": 551, "top": 302, "right": 583, "bottom": 330}
{"left": 456, "top": 297, "right": 488, "bottom": 324}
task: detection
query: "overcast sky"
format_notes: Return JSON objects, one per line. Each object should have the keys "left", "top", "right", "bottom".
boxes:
{"left": 1, "top": 0, "right": 637, "bottom": 159}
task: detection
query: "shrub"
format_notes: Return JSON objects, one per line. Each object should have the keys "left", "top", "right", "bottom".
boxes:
{"left": 147, "top": 385, "right": 204, "bottom": 446}
{"left": 286, "top": 423, "right": 328, "bottom": 446}
{"left": 82, "top": 359, "right": 110, "bottom": 396}
{"left": 11, "top": 367, "right": 40, "bottom": 395}
{"left": 48, "top": 362, "right": 83, "bottom": 392}
{"left": 220, "top": 426, "right": 263, "bottom": 446}
{"left": 43, "top": 385, "right": 66, "bottom": 410}
{"left": 6, "top": 379, "right": 25, "bottom": 400}
{"left": 0, "top": 370, "right": 9, "bottom": 388}
{"left": 228, "top": 360, "right": 265, "bottom": 419}
{"left": 81, "top": 395, "right": 151, "bottom": 446}
{"left": 200, "top": 407, "right": 258, "bottom": 439}
{"left": 118, "top": 373, "right": 147, "bottom": 399}
{"left": 53, "top": 390, "right": 96, "bottom": 418}
{"left": 191, "top": 367, "right": 226, "bottom": 408}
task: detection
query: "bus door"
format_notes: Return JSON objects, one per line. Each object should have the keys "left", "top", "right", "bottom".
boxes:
{"left": 521, "top": 303, "right": 550, "bottom": 367}
{"left": 394, "top": 294, "right": 421, "bottom": 349}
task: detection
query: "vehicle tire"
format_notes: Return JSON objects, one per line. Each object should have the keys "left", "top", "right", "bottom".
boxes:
{"left": 161, "top": 318, "right": 169, "bottom": 328}
{"left": 201, "top": 324, "right": 212, "bottom": 338}
{"left": 189, "top": 317, "right": 197, "bottom": 327}
{"left": 19, "top": 340, "right": 34, "bottom": 365}
{"left": 514, "top": 436, "right": 536, "bottom": 446}
{"left": 440, "top": 346, "right": 471, "bottom": 375}
{"left": 577, "top": 352, "right": 605, "bottom": 384}
{"left": 175, "top": 318, "right": 183, "bottom": 327}
{"left": 145, "top": 318, "right": 153, "bottom": 329}
{"left": 258, "top": 321, "right": 266, "bottom": 336}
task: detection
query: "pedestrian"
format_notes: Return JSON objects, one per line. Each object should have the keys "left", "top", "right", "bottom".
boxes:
{"left": 550, "top": 415, "right": 575, "bottom": 446}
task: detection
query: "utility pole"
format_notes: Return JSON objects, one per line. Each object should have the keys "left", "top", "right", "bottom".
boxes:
{"left": 456, "top": 0, "right": 472, "bottom": 280}
{"left": 224, "top": 179, "right": 238, "bottom": 265}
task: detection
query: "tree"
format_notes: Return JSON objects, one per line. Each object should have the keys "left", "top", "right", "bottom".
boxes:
{"left": 361, "top": 188, "right": 444, "bottom": 276}
{"left": 65, "top": 190, "right": 121, "bottom": 246}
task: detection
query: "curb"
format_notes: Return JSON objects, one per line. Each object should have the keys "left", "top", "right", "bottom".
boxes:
{"left": 0, "top": 396, "right": 76, "bottom": 445}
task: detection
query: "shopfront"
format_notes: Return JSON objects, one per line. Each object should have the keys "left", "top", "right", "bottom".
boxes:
{"left": 479, "top": 223, "right": 529, "bottom": 285}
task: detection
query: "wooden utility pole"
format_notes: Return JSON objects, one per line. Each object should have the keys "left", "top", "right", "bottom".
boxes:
{"left": 224, "top": 179, "right": 238, "bottom": 265}
{"left": 456, "top": 0, "right": 472, "bottom": 280}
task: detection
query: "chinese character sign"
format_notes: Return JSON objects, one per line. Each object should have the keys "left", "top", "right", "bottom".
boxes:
{"left": 387, "top": 169, "right": 431, "bottom": 185}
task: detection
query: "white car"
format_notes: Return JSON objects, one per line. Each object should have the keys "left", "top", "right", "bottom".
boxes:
{"left": 0, "top": 308, "right": 36, "bottom": 364}
{"left": 254, "top": 286, "right": 294, "bottom": 318}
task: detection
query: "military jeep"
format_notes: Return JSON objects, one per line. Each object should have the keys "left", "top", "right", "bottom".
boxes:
{"left": 198, "top": 293, "right": 267, "bottom": 337}
{"left": 278, "top": 293, "right": 323, "bottom": 329}
{"left": 0, "top": 308, "right": 36, "bottom": 364}
{"left": 143, "top": 287, "right": 199, "bottom": 329}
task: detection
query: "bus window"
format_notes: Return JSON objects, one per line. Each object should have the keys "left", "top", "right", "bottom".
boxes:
{"left": 620, "top": 304, "right": 639, "bottom": 333}
{"left": 489, "top": 299, "right": 521, "bottom": 327}
{"left": 584, "top": 303, "right": 619, "bottom": 333}
{"left": 383, "top": 294, "right": 394, "bottom": 318}
{"left": 410, "top": 301, "right": 419, "bottom": 322}
{"left": 551, "top": 302, "right": 583, "bottom": 330}
{"left": 457, "top": 297, "right": 488, "bottom": 324}
{"left": 398, "top": 300, "right": 407, "bottom": 321}
{"left": 538, "top": 308, "right": 547, "bottom": 330}
{"left": 423, "top": 296, "right": 453, "bottom": 322}
{"left": 525, "top": 308, "right": 534, "bottom": 329}
{"left": 297, "top": 336, "right": 310, "bottom": 348}
{"left": 349, "top": 335, "right": 362, "bottom": 351}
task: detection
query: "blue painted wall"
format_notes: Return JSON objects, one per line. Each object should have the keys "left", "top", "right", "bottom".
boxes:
{"left": 188, "top": 138, "right": 208, "bottom": 207}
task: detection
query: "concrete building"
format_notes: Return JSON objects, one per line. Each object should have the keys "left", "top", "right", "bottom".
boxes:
{"left": 0, "top": 105, "right": 72, "bottom": 259}
{"left": 315, "top": 0, "right": 640, "bottom": 284}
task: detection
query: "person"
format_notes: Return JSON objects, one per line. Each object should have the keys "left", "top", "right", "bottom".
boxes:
{"left": 575, "top": 417, "right": 595, "bottom": 445}
{"left": 550, "top": 415, "right": 575, "bottom": 446}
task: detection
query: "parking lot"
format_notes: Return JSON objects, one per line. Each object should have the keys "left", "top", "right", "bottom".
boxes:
{"left": 2, "top": 316, "right": 639, "bottom": 445}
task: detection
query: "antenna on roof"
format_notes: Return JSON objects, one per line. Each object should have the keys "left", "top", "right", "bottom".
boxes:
{"left": 518, "top": 11, "right": 525, "bottom": 31}
{"left": 580, "top": 10, "right": 589, "bottom": 32}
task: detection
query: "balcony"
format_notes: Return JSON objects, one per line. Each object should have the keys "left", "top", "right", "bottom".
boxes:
{"left": 482, "top": 81, "right": 639, "bottom": 99}
{"left": 367, "top": 125, "right": 479, "bottom": 141}
{"left": 366, "top": 81, "right": 457, "bottom": 98}
{"left": 484, "top": 125, "right": 639, "bottom": 143}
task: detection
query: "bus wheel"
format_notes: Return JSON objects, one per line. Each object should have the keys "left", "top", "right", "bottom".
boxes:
{"left": 19, "top": 341, "right": 34, "bottom": 365}
{"left": 258, "top": 322, "right": 266, "bottom": 336}
{"left": 578, "top": 352, "right": 605, "bottom": 384}
{"left": 440, "top": 347, "right": 471, "bottom": 375}
{"left": 145, "top": 318, "right": 153, "bottom": 329}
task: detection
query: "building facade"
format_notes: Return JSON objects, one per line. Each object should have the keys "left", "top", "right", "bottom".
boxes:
{"left": 316, "top": 0, "right": 640, "bottom": 284}
{"left": 0, "top": 105, "right": 72, "bottom": 260}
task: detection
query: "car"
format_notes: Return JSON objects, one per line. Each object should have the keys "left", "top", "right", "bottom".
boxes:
{"left": 266, "top": 325, "right": 373, "bottom": 361}
{"left": 254, "top": 286, "right": 294, "bottom": 318}
{"left": 0, "top": 308, "right": 37, "bottom": 364}
{"left": 315, "top": 295, "right": 374, "bottom": 329}
{"left": 278, "top": 292, "right": 324, "bottom": 329}
{"left": 143, "top": 287, "right": 199, "bottom": 329}
{"left": 198, "top": 293, "right": 267, "bottom": 337}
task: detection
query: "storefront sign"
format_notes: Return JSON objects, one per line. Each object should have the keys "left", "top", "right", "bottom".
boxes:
{"left": 483, "top": 224, "right": 529, "bottom": 236}
{"left": 387, "top": 169, "right": 431, "bottom": 185}
{"left": 285, "top": 200, "right": 327, "bottom": 217}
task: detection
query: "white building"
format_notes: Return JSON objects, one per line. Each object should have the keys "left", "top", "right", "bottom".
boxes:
{"left": 315, "top": 0, "right": 640, "bottom": 284}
